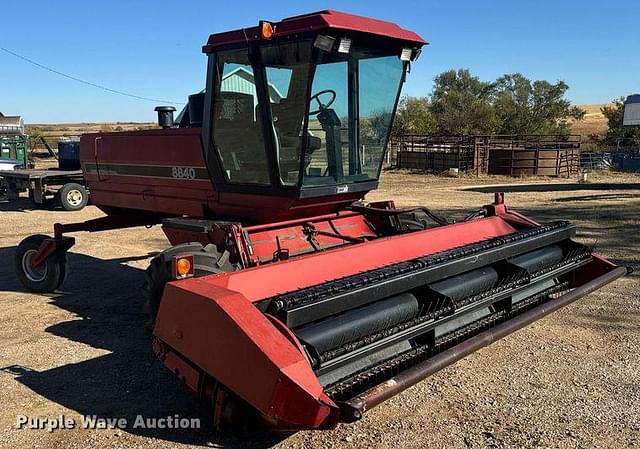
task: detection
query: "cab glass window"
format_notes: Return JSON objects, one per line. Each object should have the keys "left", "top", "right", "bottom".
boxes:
{"left": 301, "top": 46, "right": 405, "bottom": 188}
{"left": 212, "top": 49, "right": 271, "bottom": 185}
{"left": 358, "top": 55, "right": 404, "bottom": 179}
{"left": 304, "top": 61, "right": 351, "bottom": 186}
{"left": 261, "top": 41, "right": 313, "bottom": 186}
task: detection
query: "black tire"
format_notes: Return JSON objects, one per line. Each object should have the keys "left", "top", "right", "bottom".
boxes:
{"left": 15, "top": 234, "right": 68, "bottom": 293}
{"left": 143, "top": 243, "right": 235, "bottom": 326}
{"left": 213, "top": 389, "right": 259, "bottom": 434}
{"left": 398, "top": 210, "right": 431, "bottom": 232}
{"left": 0, "top": 178, "right": 8, "bottom": 201}
{"left": 58, "top": 183, "right": 88, "bottom": 211}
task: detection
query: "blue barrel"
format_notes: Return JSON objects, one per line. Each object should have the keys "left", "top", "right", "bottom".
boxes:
{"left": 58, "top": 139, "right": 81, "bottom": 170}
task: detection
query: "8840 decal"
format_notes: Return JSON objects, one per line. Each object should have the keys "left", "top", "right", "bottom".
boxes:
{"left": 171, "top": 166, "right": 197, "bottom": 179}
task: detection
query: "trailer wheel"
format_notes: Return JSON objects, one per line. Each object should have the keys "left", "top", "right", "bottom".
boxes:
{"left": 15, "top": 234, "right": 68, "bottom": 293}
{"left": 143, "top": 243, "right": 235, "bottom": 326}
{"left": 58, "top": 183, "right": 88, "bottom": 211}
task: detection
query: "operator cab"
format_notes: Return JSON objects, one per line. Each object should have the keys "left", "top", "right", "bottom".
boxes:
{"left": 201, "top": 10, "right": 426, "bottom": 198}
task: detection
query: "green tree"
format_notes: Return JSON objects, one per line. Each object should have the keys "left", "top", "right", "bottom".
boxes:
{"left": 493, "top": 73, "right": 585, "bottom": 135}
{"left": 360, "top": 111, "right": 392, "bottom": 144}
{"left": 429, "top": 69, "right": 499, "bottom": 135}
{"left": 591, "top": 98, "right": 640, "bottom": 148}
{"left": 392, "top": 96, "right": 438, "bottom": 136}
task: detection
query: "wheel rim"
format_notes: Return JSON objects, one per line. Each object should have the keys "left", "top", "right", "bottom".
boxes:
{"left": 66, "top": 189, "right": 83, "bottom": 207}
{"left": 21, "top": 249, "right": 47, "bottom": 282}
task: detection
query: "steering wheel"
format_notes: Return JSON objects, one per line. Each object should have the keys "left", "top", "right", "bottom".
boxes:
{"left": 309, "top": 89, "right": 337, "bottom": 115}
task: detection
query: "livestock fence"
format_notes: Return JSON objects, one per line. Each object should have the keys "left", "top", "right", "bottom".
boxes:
{"left": 391, "top": 134, "right": 582, "bottom": 177}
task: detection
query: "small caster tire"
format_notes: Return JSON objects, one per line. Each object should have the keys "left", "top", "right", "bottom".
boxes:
{"left": 15, "top": 234, "right": 68, "bottom": 293}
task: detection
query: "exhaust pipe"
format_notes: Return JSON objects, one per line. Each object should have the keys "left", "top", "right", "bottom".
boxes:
{"left": 155, "top": 106, "right": 176, "bottom": 129}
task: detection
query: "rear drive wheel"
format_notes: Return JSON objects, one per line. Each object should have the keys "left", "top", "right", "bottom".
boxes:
{"left": 15, "top": 234, "right": 68, "bottom": 293}
{"left": 58, "top": 183, "right": 88, "bottom": 211}
{"left": 398, "top": 210, "right": 432, "bottom": 231}
{"left": 143, "top": 243, "right": 235, "bottom": 326}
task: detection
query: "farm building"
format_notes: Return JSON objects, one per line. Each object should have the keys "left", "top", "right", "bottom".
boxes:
{"left": 0, "top": 112, "right": 25, "bottom": 135}
{"left": 175, "top": 68, "right": 284, "bottom": 124}
{"left": 221, "top": 67, "right": 284, "bottom": 105}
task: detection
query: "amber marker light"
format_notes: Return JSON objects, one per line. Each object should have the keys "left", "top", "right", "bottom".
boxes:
{"left": 173, "top": 255, "right": 195, "bottom": 279}
{"left": 260, "top": 21, "right": 275, "bottom": 39}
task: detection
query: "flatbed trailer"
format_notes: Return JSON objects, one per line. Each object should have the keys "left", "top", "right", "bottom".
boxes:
{"left": 0, "top": 168, "right": 88, "bottom": 211}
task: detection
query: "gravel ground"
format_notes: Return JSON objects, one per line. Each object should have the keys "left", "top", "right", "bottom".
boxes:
{"left": 0, "top": 171, "right": 638, "bottom": 449}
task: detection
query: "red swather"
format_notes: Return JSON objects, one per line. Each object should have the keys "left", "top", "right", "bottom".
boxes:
{"left": 15, "top": 10, "right": 626, "bottom": 432}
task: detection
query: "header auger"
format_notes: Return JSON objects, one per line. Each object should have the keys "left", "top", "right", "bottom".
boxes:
{"left": 15, "top": 10, "right": 627, "bottom": 431}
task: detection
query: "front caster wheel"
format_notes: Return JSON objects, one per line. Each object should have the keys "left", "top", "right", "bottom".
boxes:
{"left": 15, "top": 234, "right": 68, "bottom": 293}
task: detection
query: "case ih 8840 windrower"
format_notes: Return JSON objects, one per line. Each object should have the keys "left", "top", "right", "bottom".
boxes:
{"left": 15, "top": 11, "right": 627, "bottom": 431}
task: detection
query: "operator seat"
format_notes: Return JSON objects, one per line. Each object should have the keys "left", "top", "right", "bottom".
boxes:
{"left": 214, "top": 92, "right": 268, "bottom": 183}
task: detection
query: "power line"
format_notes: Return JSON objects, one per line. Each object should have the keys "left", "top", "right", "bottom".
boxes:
{"left": 0, "top": 46, "right": 185, "bottom": 105}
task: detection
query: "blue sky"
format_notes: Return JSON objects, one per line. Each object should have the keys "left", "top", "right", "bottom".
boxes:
{"left": 1, "top": 0, "right": 639, "bottom": 123}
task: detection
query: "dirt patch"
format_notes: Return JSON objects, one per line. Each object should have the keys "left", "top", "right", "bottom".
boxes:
{"left": 0, "top": 171, "right": 638, "bottom": 448}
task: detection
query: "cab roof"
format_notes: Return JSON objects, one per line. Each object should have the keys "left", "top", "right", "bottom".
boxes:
{"left": 203, "top": 10, "right": 427, "bottom": 53}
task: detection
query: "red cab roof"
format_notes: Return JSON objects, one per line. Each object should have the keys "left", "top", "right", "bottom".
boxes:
{"left": 203, "top": 10, "right": 427, "bottom": 53}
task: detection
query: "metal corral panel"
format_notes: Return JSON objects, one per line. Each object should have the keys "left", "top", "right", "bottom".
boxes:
{"left": 393, "top": 135, "right": 580, "bottom": 177}
{"left": 392, "top": 136, "right": 476, "bottom": 172}
{"left": 623, "top": 95, "right": 640, "bottom": 126}
{"left": 488, "top": 147, "right": 580, "bottom": 177}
